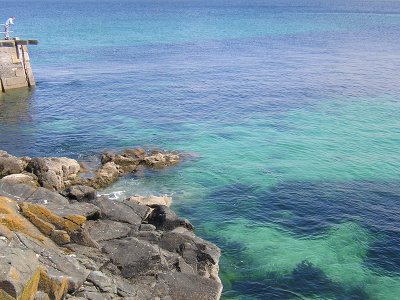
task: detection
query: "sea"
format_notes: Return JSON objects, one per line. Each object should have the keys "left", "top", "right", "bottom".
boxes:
{"left": 1, "top": 0, "right": 400, "bottom": 299}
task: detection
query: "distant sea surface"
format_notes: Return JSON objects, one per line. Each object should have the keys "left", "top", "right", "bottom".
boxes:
{"left": 1, "top": 0, "right": 400, "bottom": 299}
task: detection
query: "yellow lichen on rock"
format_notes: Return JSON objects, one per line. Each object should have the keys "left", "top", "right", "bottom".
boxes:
{"left": 19, "top": 202, "right": 86, "bottom": 235}
{"left": 18, "top": 268, "right": 41, "bottom": 300}
{"left": 38, "top": 268, "right": 68, "bottom": 300}
{"left": 0, "top": 197, "right": 46, "bottom": 242}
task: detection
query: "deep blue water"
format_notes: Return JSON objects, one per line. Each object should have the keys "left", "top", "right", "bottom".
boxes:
{"left": 1, "top": 1, "right": 400, "bottom": 299}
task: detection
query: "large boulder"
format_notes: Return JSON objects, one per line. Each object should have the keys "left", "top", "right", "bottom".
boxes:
{"left": 0, "top": 173, "right": 39, "bottom": 187}
{"left": 0, "top": 151, "right": 26, "bottom": 177}
{"left": 27, "top": 157, "right": 81, "bottom": 191}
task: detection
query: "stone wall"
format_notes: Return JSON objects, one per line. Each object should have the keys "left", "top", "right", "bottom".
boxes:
{"left": 0, "top": 40, "right": 35, "bottom": 92}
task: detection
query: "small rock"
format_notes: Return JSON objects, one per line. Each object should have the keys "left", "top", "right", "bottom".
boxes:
{"left": 64, "top": 185, "right": 96, "bottom": 202}
{"left": 87, "top": 271, "right": 116, "bottom": 293}
{"left": 127, "top": 195, "right": 172, "bottom": 207}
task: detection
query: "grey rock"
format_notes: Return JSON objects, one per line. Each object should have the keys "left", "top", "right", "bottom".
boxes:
{"left": 147, "top": 205, "right": 194, "bottom": 231}
{"left": 156, "top": 272, "right": 222, "bottom": 300}
{"left": 139, "top": 224, "right": 156, "bottom": 231}
{"left": 126, "top": 195, "right": 172, "bottom": 207}
{"left": 87, "top": 220, "right": 131, "bottom": 242}
{"left": 0, "top": 246, "right": 40, "bottom": 298}
{"left": 14, "top": 232, "right": 90, "bottom": 292}
{"left": 87, "top": 271, "right": 116, "bottom": 293}
{"left": 93, "top": 196, "right": 143, "bottom": 225}
{"left": 0, "top": 181, "right": 37, "bottom": 201}
{"left": 64, "top": 185, "right": 96, "bottom": 202}
{"left": 102, "top": 237, "right": 167, "bottom": 278}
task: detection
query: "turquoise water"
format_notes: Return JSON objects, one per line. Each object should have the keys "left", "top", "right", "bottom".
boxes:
{"left": 1, "top": 1, "right": 400, "bottom": 299}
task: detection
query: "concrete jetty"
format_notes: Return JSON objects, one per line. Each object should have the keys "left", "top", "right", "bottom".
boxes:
{"left": 0, "top": 39, "right": 37, "bottom": 92}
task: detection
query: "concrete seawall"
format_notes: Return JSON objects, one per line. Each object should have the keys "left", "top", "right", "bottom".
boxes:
{"left": 0, "top": 39, "right": 36, "bottom": 92}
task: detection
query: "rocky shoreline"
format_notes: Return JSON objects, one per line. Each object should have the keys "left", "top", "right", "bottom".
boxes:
{"left": 0, "top": 149, "right": 222, "bottom": 300}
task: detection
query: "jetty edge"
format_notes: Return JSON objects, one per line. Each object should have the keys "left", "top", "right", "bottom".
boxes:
{"left": 0, "top": 148, "right": 222, "bottom": 299}
{"left": 0, "top": 39, "right": 37, "bottom": 92}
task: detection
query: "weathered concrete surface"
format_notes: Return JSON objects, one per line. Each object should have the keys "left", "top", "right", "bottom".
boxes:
{"left": 0, "top": 40, "right": 35, "bottom": 92}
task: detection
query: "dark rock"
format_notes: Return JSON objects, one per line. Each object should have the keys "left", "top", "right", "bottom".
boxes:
{"left": 64, "top": 185, "right": 96, "bottom": 202}
{"left": 27, "top": 157, "right": 81, "bottom": 191}
{"left": 86, "top": 220, "right": 131, "bottom": 242}
{"left": 158, "top": 231, "right": 221, "bottom": 280}
{"left": 156, "top": 272, "right": 222, "bottom": 300}
{"left": 147, "top": 205, "right": 194, "bottom": 231}
{"left": 93, "top": 196, "right": 143, "bottom": 225}
{"left": 87, "top": 271, "right": 116, "bottom": 293}
{"left": 102, "top": 237, "right": 168, "bottom": 278}
{"left": 122, "top": 198, "right": 151, "bottom": 220}
{"left": 115, "top": 277, "right": 137, "bottom": 297}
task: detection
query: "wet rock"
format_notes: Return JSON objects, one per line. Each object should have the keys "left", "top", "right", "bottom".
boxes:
{"left": 86, "top": 220, "right": 131, "bottom": 242}
{"left": 27, "top": 157, "right": 81, "bottom": 191}
{"left": 64, "top": 185, "right": 96, "bottom": 202}
{"left": 0, "top": 173, "right": 39, "bottom": 187}
{"left": 0, "top": 247, "right": 41, "bottom": 299}
{"left": 147, "top": 205, "right": 194, "bottom": 231}
{"left": 0, "top": 151, "right": 26, "bottom": 177}
{"left": 126, "top": 194, "right": 172, "bottom": 207}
